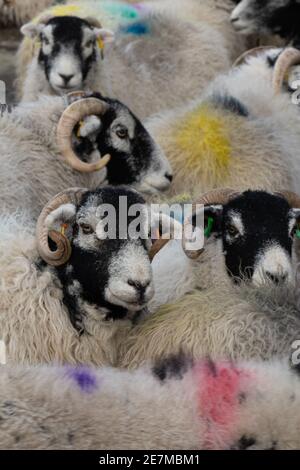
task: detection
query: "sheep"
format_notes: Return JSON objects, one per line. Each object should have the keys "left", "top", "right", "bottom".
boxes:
{"left": 0, "top": 0, "right": 53, "bottom": 27}
{"left": 0, "top": 91, "right": 172, "bottom": 221}
{"left": 145, "top": 47, "right": 300, "bottom": 198}
{"left": 0, "top": 185, "right": 176, "bottom": 366}
{"left": 133, "top": 0, "right": 250, "bottom": 61}
{"left": 17, "top": 4, "right": 236, "bottom": 117}
{"left": 230, "top": 0, "right": 300, "bottom": 48}
{"left": 1, "top": 355, "right": 300, "bottom": 449}
{"left": 121, "top": 189, "right": 300, "bottom": 368}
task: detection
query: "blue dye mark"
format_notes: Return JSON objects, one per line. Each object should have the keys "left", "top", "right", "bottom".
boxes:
{"left": 66, "top": 367, "right": 98, "bottom": 393}
{"left": 121, "top": 21, "right": 150, "bottom": 36}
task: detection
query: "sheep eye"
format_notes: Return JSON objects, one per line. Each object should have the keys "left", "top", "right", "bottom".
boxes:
{"left": 116, "top": 127, "right": 128, "bottom": 139}
{"left": 43, "top": 37, "right": 50, "bottom": 46}
{"left": 227, "top": 225, "right": 239, "bottom": 237}
{"left": 80, "top": 223, "right": 94, "bottom": 235}
{"left": 85, "top": 40, "right": 94, "bottom": 48}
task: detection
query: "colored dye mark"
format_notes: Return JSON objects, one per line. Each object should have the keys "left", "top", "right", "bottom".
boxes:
{"left": 196, "top": 361, "right": 248, "bottom": 425}
{"left": 49, "top": 5, "right": 81, "bottom": 17}
{"left": 175, "top": 105, "right": 231, "bottom": 179}
{"left": 103, "top": 2, "right": 139, "bottom": 20}
{"left": 66, "top": 367, "right": 99, "bottom": 393}
{"left": 121, "top": 21, "right": 150, "bottom": 36}
{"left": 194, "top": 360, "right": 252, "bottom": 448}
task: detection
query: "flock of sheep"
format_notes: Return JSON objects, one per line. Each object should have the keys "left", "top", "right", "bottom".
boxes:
{"left": 2, "top": 0, "right": 300, "bottom": 450}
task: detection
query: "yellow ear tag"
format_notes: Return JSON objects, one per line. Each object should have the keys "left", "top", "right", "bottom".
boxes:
{"left": 76, "top": 121, "right": 84, "bottom": 138}
{"left": 60, "top": 223, "right": 69, "bottom": 236}
{"left": 97, "top": 37, "right": 105, "bottom": 59}
{"left": 34, "top": 39, "right": 41, "bottom": 53}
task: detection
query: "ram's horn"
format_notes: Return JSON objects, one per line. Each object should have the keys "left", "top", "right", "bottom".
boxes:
{"left": 149, "top": 215, "right": 182, "bottom": 262}
{"left": 233, "top": 46, "right": 275, "bottom": 68}
{"left": 182, "top": 188, "right": 239, "bottom": 260}
{"left": 84, "top": 17, "right": 102, "bottom": 28}
{"left": 273, "top": 47, "right": 300, "bottom": 94}
{"left": 275, "top": 190, "right": 300, "bottom": 208}
{"left": 57, "top": 96, "right": 111, "bottom": 173}
{"left": 36, "top": 188, "right": 87, "bottom": 267}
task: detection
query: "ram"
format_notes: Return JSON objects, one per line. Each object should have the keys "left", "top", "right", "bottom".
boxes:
{"left": 230, "top": 0, "right": 300, "bottom": 48}
{"left": 1, "top": 356, "right": 300, "bottom": 449}
{"left": 145, "top": 47, "right": 300, "bottom": 198}
{"left": 0, "top": 91, "right": 172, "bottom": 220}
{"left": 0, "top": 185, "right": 174, "bottom": 365}
{"left": 0, "top": 0, "right": 53, "bottom": 27}
{"left": 17, "top": 1, "right": 238, "bottom": 117}
{"left": 121, "top": 188, "right": 300, "bottom": 368}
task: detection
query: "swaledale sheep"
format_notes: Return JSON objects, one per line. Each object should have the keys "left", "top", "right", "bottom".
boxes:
{"left": 231, "top": 0, "right": 300, "bottom": 47}
{"left": 0, "top": 92, "right": 172, "bottom": 220}
{"left": 1, "top": 356, "right": 300, "bottom": 449}
{"left": 145, "top": 47, "right": 300, "bottom": 198}
{"left": 0, "top": 186, "right": 174, "bottom": 365}
{"left": 17, "top": 6, "right": 233, "bottom": 117}
{"left": 121, "top": 189, "right": 300, "bottom": 368}
{"left": 0, "top": 0, "right": 53, "bottom": 27}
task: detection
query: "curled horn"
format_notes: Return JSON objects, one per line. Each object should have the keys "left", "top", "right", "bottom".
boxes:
{"left": 233, "top": 46, "right": 275, "bottom": 68}
{"left": 149, "top": 214, "right": 182, "bottom": 262}
{"left": 84, "top": 17, "right": 102, "bottom": 28}
{"left": 57, "top": 95, "right": 111, "bottom": 173}
{"left": 273, "top": 47, "right": 300, "bottom": 94}
{"left": 36, "top": 188, "right": 87, "bottom": 267}
{"left": 274, "top": 190, "right": 300, "bottom": 209}
{"left": 182, "top": 188, "right": 239, "bottom": 260}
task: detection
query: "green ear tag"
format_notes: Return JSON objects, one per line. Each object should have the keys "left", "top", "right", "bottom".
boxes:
{"left": 204, "top": 217, "right": 214, "bottom": 238}
{"left": 296, "top": 227, "right": 300, "bottom": 239}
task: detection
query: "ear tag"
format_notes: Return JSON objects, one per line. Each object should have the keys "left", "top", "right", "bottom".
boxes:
{"left": 34, "top": 39, "right": 41, "bottom": 52}
{"left": 76, "top": 121, "right": 84, "bottom": 138}
{"left": 204, "top": 217, "right": 214, "bottom": 238}
{"left": 97, "top": 37, "right": 105, "bottom": 59}
{"left": 296, "top": 227, "right": 300, "bottom": 239}
{"left": 60, "top": 223, "right": 69, "bottom": 237}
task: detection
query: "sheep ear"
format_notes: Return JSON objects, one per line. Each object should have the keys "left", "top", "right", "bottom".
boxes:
{"left": 21, "top": 22, "right": 44, "bottom": 39}
{"left": 45, "top": 204, "right": 77, "bottom": 230}
{"left": 191, "top": 205, "right": 223, "bottom": 238}
{"left": 93, "top": 28, "right": 115, "bottom": 44}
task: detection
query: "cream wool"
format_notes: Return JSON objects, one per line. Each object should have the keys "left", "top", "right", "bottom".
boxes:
{"left": 0, "top": 213, "right": 132, "bottom": 366}
{"left": 0, "top": 357, "right": 300, "bottom": 449}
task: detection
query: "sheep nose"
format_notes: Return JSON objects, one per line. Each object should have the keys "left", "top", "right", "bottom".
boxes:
{"left": 59, "top": 73, "right": 74, "bottom": 84}
{"left": 165, "top": 173, "right": 173, "bottom": 183}
{"left": 127, "top": 279, "right": 150, "bottom": 298}
{"left": 265, "top": 271, "right": 288, "bottom": 285}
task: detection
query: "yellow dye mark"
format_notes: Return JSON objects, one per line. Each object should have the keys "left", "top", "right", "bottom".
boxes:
{"left": 49, "top": 5, "right": 81, "bottom": 17}
{"left": 174, "top": 105, "right": 231, "bottom": 183}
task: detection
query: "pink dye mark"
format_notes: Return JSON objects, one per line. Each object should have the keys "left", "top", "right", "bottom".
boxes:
{"left": 194, "top": 360, "right": 253, "bottom": 449}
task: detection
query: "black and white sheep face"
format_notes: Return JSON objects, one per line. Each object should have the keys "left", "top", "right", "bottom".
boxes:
{"left": 204, "top": 191, "right": 300, "bottom": 286}
{"left": 75, "top": 93, "right": 173, "bottom": 194}
{"left": 45, "top": 186, "right": 158, "bottom": 331}
{"left": 21, "top": 16, "right": 114, "bottom": 93}
{"left": 230, "top": 0, "right": 300, "bottom": 40}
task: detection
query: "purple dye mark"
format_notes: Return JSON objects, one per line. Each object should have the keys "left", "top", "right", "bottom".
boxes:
{"left": 134, "top": 3, "right": 149, "bottom": 12}
{"left": 66, "top": 367, "right": 99, "bottom": 393}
